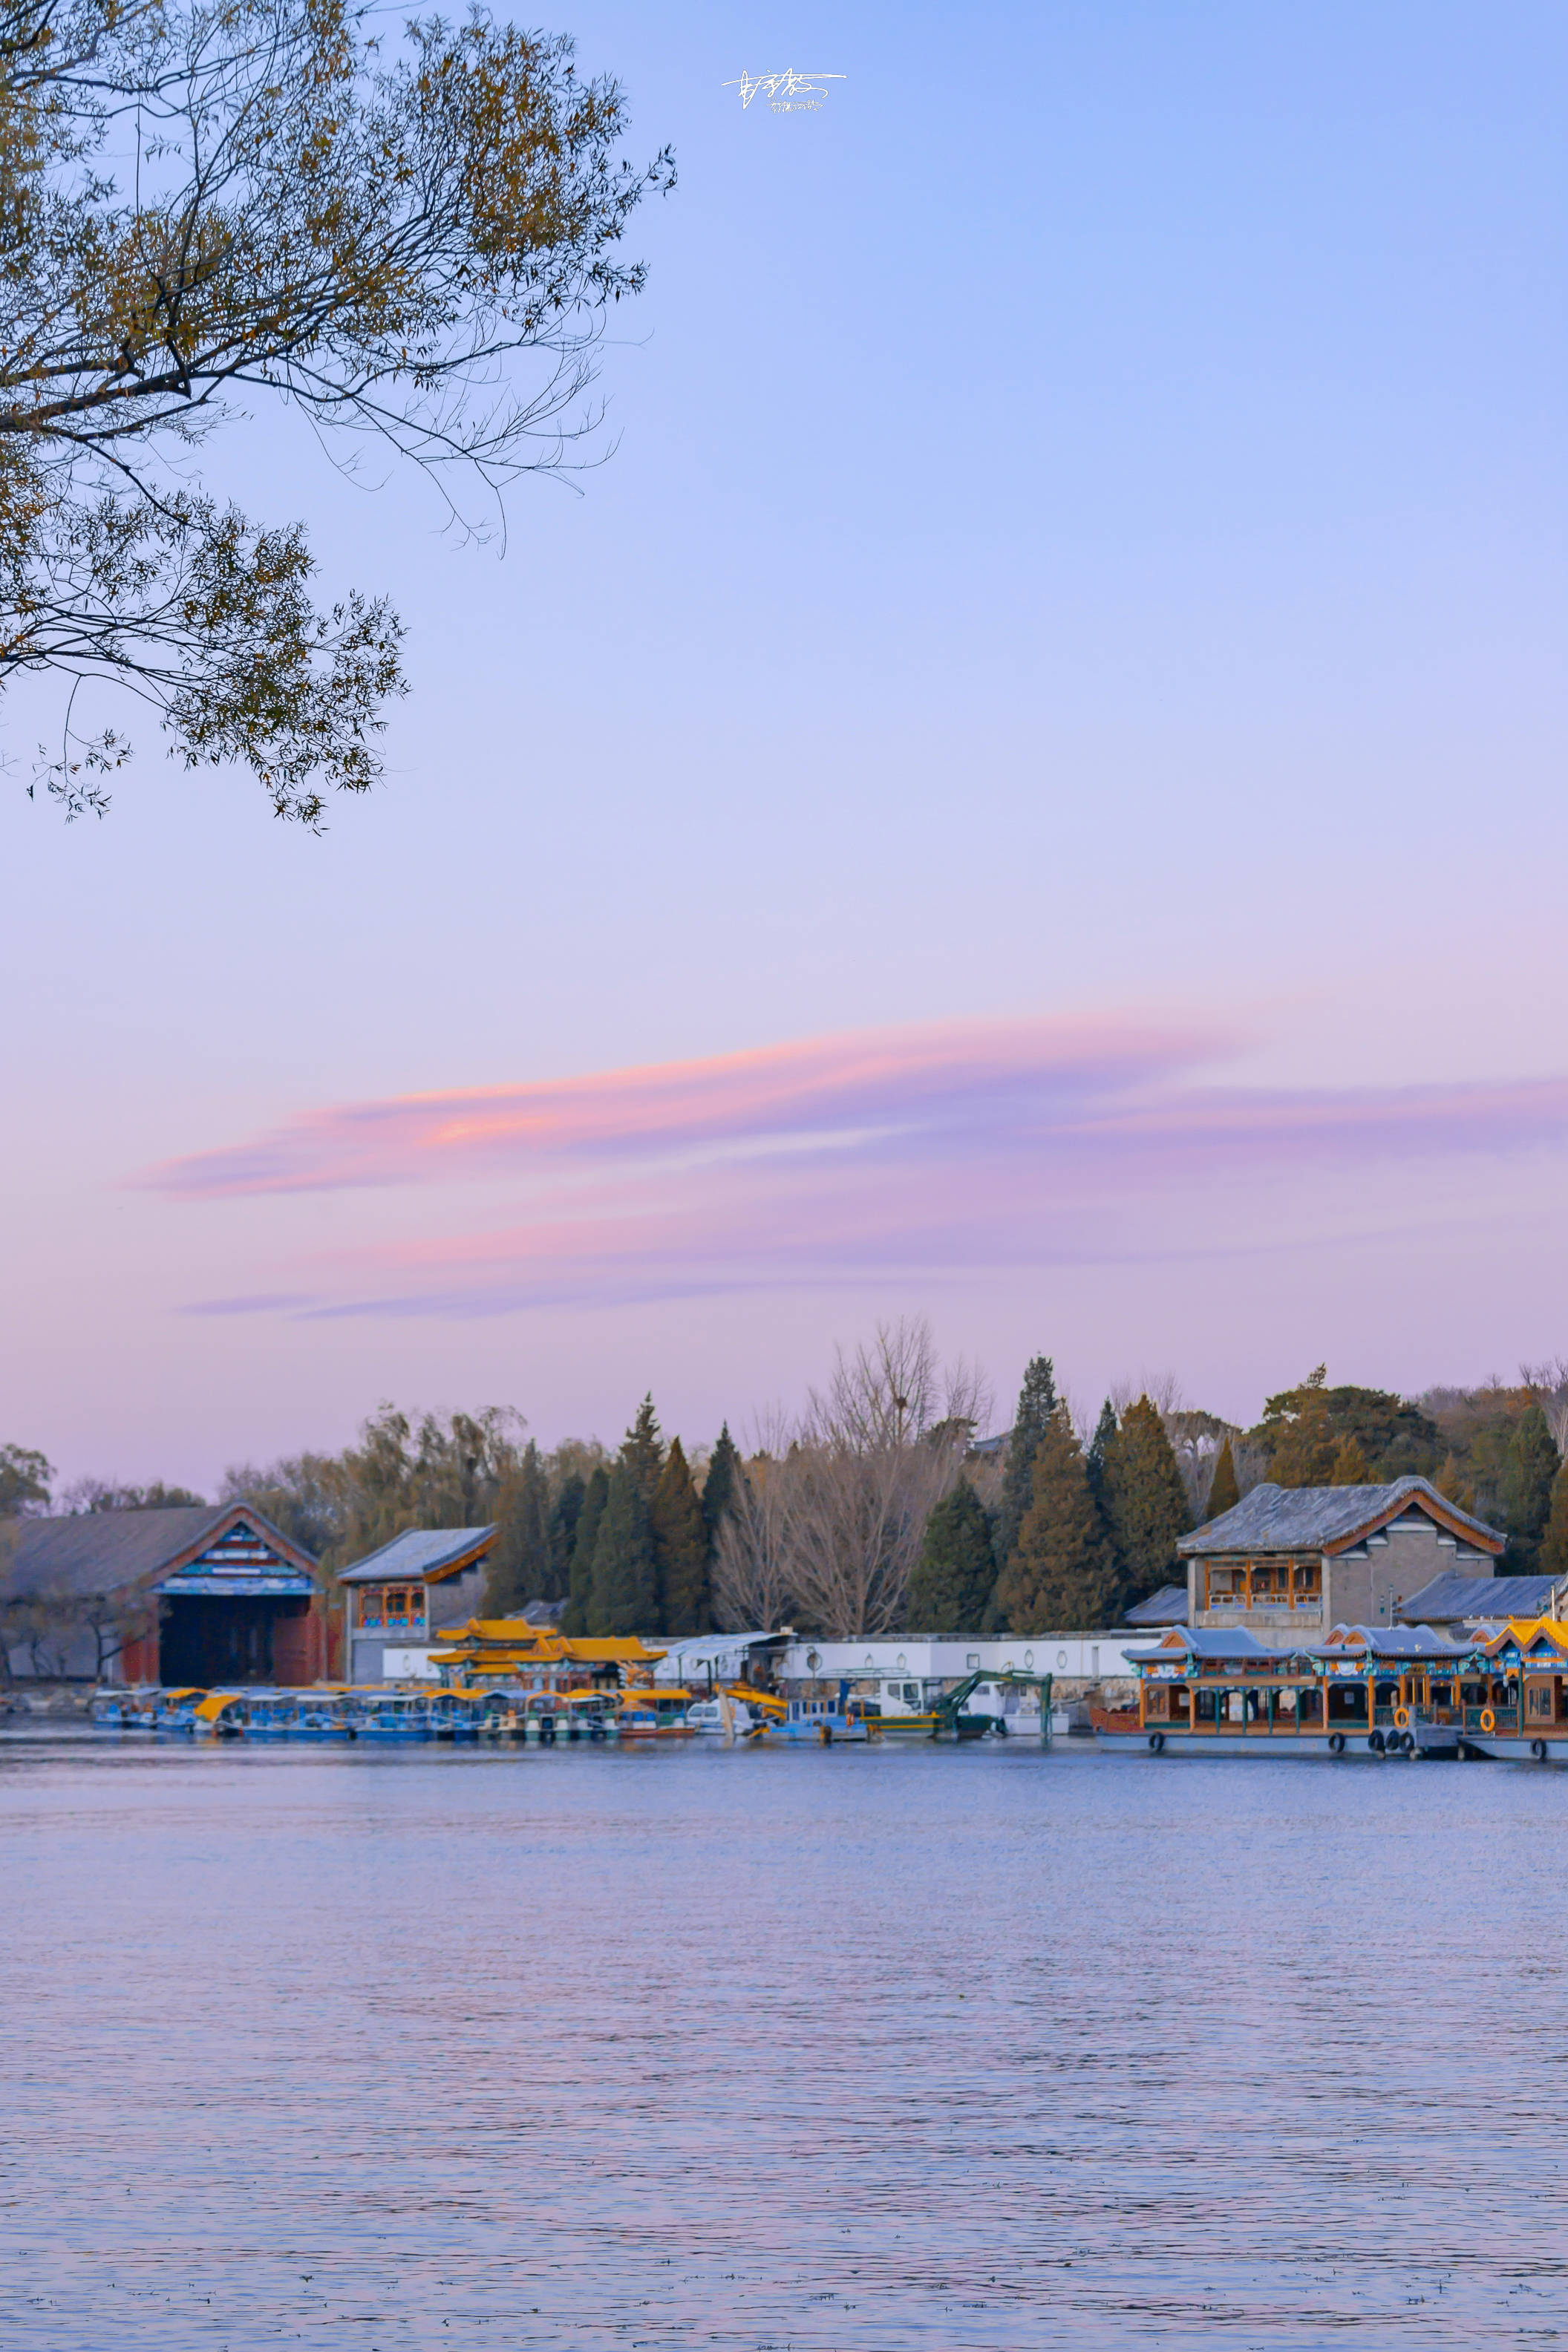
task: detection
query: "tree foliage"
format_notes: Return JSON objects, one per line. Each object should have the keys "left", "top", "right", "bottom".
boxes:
{"left": 1538, "top": 1458, "right": 1568, "bottom": 1581}
{"left": 561, "top": 1463, "right": 607, "bottom": 1636}
{"left": 1100, "top": 1395, "right": 1188, "bottom": 1607}
{"left": 996, "top": 1354, "right": 1056, "bottom": 1570}
{"left": 588, "top": 1458, "right": 655, "bottom": 1634}
{"left": 1255, "top": 1368, "right": 1441, "bottom": 1487}
{"left": 1204, "top": 1438, "right": 1240, "bottom": 1523}
{"left": 904, "top": 1476, "right": 996, "bottom": 1632}
{"left": 702, "top": 1422, "right": 743, "bottom": 1554}
{"left": 990, "top": 1408, "right": 1117, "bottom": 1634}
{"left": 1498, "top": 1405, "right": 1559, "bottom": 1568}
{"left": 483, "top": 1440, "right": 548, "bottom": 1615}
{"left": 0, "top": 1442, "right": 53, "bottom": 1513}
{"left": 651, "top": 1436, "right": 708, "bottom": 1634}
{"left": 0, "top": 0, "right": 673, "bottom": 817}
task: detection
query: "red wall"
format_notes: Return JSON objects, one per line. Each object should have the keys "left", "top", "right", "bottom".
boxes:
{"left": 272, "top": 1598, "right": 328, "bottom": 1686}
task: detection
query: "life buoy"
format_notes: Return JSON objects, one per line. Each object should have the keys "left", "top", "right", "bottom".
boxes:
{"left": 1149, "top": 1731, "right": 1166, "bottom": 1754}
{"left": 1532, "top": 1738, "right": 1549, "bottom": 1761}
{"left": 1480, "top": 1708, "right": 1496, "bottom": 1734}
{"left": 1329, "top": 1733, "right": 1345, "bottom": 1754}
{"left": 1394, "top": 1706, "right": 1411, "bottom": 1731}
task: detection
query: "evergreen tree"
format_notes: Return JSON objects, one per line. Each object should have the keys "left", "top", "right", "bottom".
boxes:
{"left": 1268, "top": 1367, "right": 1339, "bottom": 1487}
{"left": 621, "top": 1394, "right": 665, "bottom": 1509}
{"left": 561, "top": 1466, "right": 609, "bottom": 1636}
{"left": 904, "top": 1477, "right": 996, "bottom": 1630}
{"left": 990, "top": 1407, "right": 1117, "bottom": 1633}
{"left": 484, "top": 1440, "right": 549, "bottom": 1616}
{"left": 1434, "top": 1452, "right": 1476, "bottom": 1512}
{"left": 1538, "top": 1457, "right": 1568, "bottom": 1581}
{"left": 1330, "top": 1433, "right": 1371, "bottom": 1484}
{"left": 702, "top": 1423, "right": 745, "bottom": 1555}
{"left": 652, "top": 1438, "right": 710, "bottom": 1634}
{"left": 1085, "top": 1399, "right": 1117, "bottom": 1505}
{"left": 1205, "top": 1440, "right": 1241, "bottom": 1523}
{"left": 1500, "top": 1405, "right": 1559, "bottom": 1567}
{"left": 996, "top": 1356, "right": 1058, "bottom": 1569}
{"left": 546, "top": 1471, "right": 586, "bottom": 1602}
{"left": 1101, "top": 1396, "right": 1189, "bottom": 1607}
{"left": 589, "top": 1460, "right": 658, "bottom": 1634}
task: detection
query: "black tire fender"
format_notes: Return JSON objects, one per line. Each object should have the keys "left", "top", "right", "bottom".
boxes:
{"left": 1329, "top": 1733, "right": 1345, "bottom": 1754}
{"left": 1533, "top": 1738, "right": 1549, "bottom": 1761}
{"left": 1368, "top": 1730, "right": 1385, "bottom": 1754}
{"left": 1148, "top": 1731, "right": 1166, "bottom": 1754}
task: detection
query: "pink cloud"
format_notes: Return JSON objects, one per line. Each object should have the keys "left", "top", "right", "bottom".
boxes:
{"left": 146, "top": 1018, "right": 1568, "bottom": 1319}
{"left": 145, "top": 1016, "right": 1221, "bottom": 1198}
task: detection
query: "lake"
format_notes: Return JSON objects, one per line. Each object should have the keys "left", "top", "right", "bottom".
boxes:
{"left": 4, "top": 1731, "right": 1567, "bottom": 2349}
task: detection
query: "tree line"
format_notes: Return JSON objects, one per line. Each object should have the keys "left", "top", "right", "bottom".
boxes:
{"left": 6, "top": 1336, "right": 1568, "bottom": 1646}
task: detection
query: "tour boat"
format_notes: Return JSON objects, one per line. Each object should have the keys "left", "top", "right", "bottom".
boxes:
{"left": 1461, "top": 1619, "right": 1568, "bottom": 1761}
{"left": 1100, "top": 1624, "right": 1480, "bottom": 1757}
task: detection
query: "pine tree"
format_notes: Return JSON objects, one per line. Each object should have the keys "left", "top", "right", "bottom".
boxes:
{"left": 1330, "top": 1433, "right": 1371, "bottom": 1484}
{"left": 1500, "top": 1405, "right": 1559, "bottom": 1567}
{"left": 990, "top": 1408, "right": 1118, "bottom": 1633}
{"left": 1101, "top": 1396, "right": 1189, "bottom": 1607}
{"left": 652, "top": 1438, "right": 710, "bottom": 1634}
{"left": 589, "top": 1460, "right": 658, "bottom": 1635}
{"left": 1205, "top": 1440, "right": 1241, "bottom": 1523}
{"left": 1538, "top": 1458, "right": 1568, "bottom": 1581}
{"left": 621, "top": 1394, "right": 665, "bottom": 1509}
{"left": 561, "top": 1466, "right": 609, "bottom": 1636}
{"left": 996, "top": 1356, "right": 1058, "bottom": 1569}
{"left": 1086, "top": 1399, "right": 1117, "bottom": 1505}
{"left": 702, "top": 1423, "right": 745, "bottom": 1555}
{"left": 904, "top": 1477, "right": 996, "bottom": 1630}
{"left": 483, "top": 1440, "right": 549, "bottom": 1616}
{"left": 1267, "top": 1367, "right": 1341, "bottom": 1486}
{"left": 546, "top": 1471, "right": 586, "bottom": 1602}
{"left": 1434, "top": 1452, "right": 1476, "bottom": 1512}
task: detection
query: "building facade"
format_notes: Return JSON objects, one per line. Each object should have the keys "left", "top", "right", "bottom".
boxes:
{"left": 1, "top": 1503, "right": 324, "bottom": 1685}
{"left": 340, "top": 1526, "right": 499, "bottom": 1684}
{"left": 1178, "top": 1477, "right": 1506, "bottom": 1639}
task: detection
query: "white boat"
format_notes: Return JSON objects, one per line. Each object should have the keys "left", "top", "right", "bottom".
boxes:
{"left": 684, "top": 1692, "right": 761, "bottom": 1736}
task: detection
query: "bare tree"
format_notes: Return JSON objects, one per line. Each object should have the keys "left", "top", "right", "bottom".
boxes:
{"left": 1520, "top": 1362, "right": 1568, "bottom": 1459}
{"left": 780, "top": 1319, "right": 988, "bottom": 1639}
{"left": 711, "top": 1416, "right": 796, "bottom": 1633}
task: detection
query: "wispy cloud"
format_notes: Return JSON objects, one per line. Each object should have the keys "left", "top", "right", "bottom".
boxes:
{"left": 146, "top": 1017, "right": 1221, "bottom": 1198}
{"left": 145, "top": 1017, "right": 1568, "bottom": 1319}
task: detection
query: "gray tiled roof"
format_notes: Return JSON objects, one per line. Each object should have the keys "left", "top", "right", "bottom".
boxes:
{"left": 1309, "top": 1623, "right": 1473, "bottom": 1659}
{"left": 339, "top": 1526, "right": 499, "bottom": 1584}
{"left": 1177, "top": 1476, "right": 1504, "bottom": 1558}
{"left": 1126, "top": 1626, "right": 1293, "bottom": 1664}
{"left": 1399, "top": 1572, "right": 1558, "bottom": 1624}
{"left": 1124, "top": 1583, "right": 1189, "bottom": 1626}
{"left": 0, "top": 1503, "right": 313, "bottom": 1600}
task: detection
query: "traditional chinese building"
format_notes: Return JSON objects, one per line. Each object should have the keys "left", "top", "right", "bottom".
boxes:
{"left": 1177, "top": 1476, "right": 1506, "bottom": 1638}
{"left": 339, "top": 1526, "right": 499, "bottom": 1684}
{"left": 1, "top": 1503, "right": 324, "bottom": 1685}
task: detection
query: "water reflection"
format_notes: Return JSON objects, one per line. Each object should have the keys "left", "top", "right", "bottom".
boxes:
{"left": 3, "top": 1734, "right": 1567, "bottom": 2347}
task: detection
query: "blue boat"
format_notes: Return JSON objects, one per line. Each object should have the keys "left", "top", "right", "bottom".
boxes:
{"left": 349, "top": 1690, "right": 435, "bottom": 1742}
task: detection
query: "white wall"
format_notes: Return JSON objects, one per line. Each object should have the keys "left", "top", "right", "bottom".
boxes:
{"left": 777, "top": 1634, "right": 1146, "bottom": 1685}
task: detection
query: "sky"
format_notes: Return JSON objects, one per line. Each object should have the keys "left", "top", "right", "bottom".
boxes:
{"left": 3, "top": 0, "right": 1566, "bottom": 1489}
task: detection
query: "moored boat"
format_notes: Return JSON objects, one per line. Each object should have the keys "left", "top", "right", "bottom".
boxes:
{"left": 1102, "top": 1624, "right": 1480, "bottom": 1757}
{"left": 1461, "top": 1619, "right": 1568, "bottom": 1760}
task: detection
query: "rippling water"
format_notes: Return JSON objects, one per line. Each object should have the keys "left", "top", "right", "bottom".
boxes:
{"left": 4, "top": 1731, "right": 1568, "bottom": 2349}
